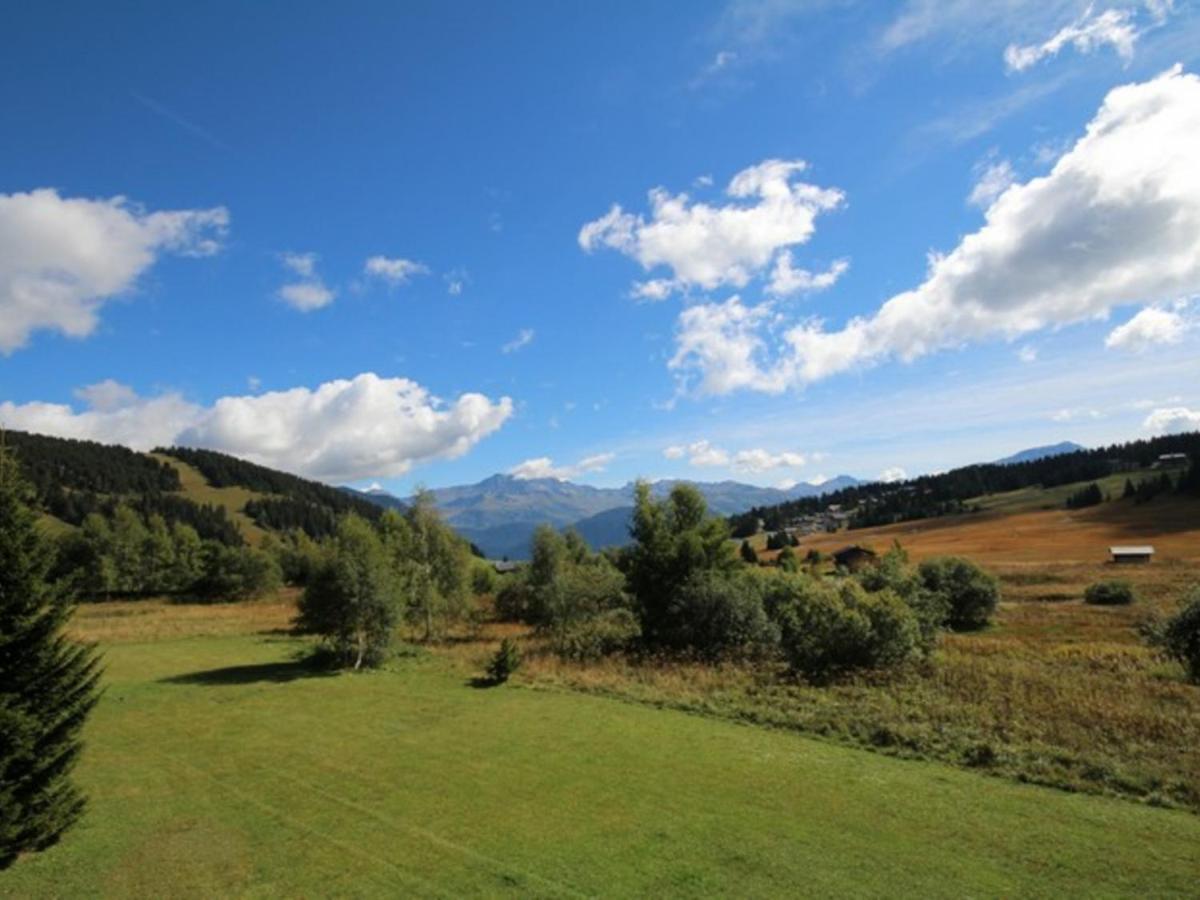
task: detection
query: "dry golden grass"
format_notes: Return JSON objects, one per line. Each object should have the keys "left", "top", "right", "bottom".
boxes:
{"left": 793, "top": 495, "right": 1200, "bottom": 564}
{"left": 68, "top": 588, "right": 300, "bottom": 644}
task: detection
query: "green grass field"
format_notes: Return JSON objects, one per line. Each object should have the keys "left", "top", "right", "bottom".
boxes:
{"left": 4, "top": 619, "right": 1199, "bottom": 897}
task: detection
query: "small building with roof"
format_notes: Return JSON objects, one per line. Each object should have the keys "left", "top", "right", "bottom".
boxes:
{"left": 1109, "top": 545, "right": 1154, "bottom": 564}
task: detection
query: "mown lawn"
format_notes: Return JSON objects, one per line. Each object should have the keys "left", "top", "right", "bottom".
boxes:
{"left": 3, "top": 625, "right": 1199, "bottom": 897}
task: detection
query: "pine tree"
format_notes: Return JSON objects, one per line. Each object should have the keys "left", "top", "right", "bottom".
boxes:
{"left": 0, "top": 444, "right": 102, "bottom": 868}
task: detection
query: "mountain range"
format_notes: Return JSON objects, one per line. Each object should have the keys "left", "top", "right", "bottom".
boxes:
{"left": 347, "top": 474, "right": 860, "bottom": 559}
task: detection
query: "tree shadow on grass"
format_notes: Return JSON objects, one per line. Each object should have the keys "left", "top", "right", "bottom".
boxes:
{"left": 466, "top": 676, "right": 502, "bottom": 689}
{"left": 161, "top": 656, "right": 335, "bottom": 687}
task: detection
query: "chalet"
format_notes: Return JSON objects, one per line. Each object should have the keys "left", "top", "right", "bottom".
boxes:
{"left": 1152, "top": 453, "right": 1189, "bottom": 469}
{"left": 832, "top": 545, "right": 877, "bottom": 572}
{"left": 1109, "top": 545, "right": 1154, "bottom": 564}
{"left": 490, "top": 560, "right": 520, "bottom": 574}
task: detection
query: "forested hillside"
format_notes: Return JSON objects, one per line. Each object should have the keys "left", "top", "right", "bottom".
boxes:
{"left": 160, "top": 446, "right": 385, "bottom": 534}
{"left": 732, "top": 432, "right": 1200, "bottom": 534}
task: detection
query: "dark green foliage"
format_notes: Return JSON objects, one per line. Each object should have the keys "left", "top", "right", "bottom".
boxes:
{"left": 5, "top": 430, "right": 180, "bottom": 497}
{"left": 777, "top": 545, "right": 799, "bottom": 572}
{"left": 766, "top": 532, "right": 789, "bottom": 551}
{"left": 665, "top": 571, "right": 778, "bottom": 660}
{"left": 1083, "top": 580, "right": 1135, "bottom": 606}
{"left": 45, "top": 489, "right": 243, "bottom": 546}
{"left": 297, "top": 515, "right": 400, "bottom": 669}
{"left": 858, "top": 544, "right": 946, "bottom": 651}
{"left": 194, "top": 544, "right": 282, "bottom": 602}
{"left": 730, "top": 431, "right": 1200, "bottom": 534}
{"left": 1178, "top": 460, "right": 1200, "bottom": 496}
{"left": 487, "top": 638, "right": 521, "bottom": 683}
{"left": 918, "top": 556, "right": 1000, "bottom": 631}
{"left": 767, "top": 575, "right": 921, "bottom": 682}
{"left": 552, "top": 609, "right": 641, "bottom": 661}
{"left": 1065, "top": 483, "right": 1103, "bottom": 509}
{"left": 740, "top": 540, "right": 759, "bottom": 564}
{"left": 0, "top": 451, "right": 102, "bottom": 868}
{"left": 1154, "top": 588, "right": 1200, "bottom": 683}
{"left": 625, "top": 482, "right": 737, "bottom": 648}
{"left": 243, "top": 497, "right": 343, "bottom": 540}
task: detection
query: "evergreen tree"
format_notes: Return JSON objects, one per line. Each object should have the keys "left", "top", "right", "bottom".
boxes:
{"left": 740, "top": 540, "right": 759, "bottom": 564}
{"left": 0, "top": 446, "right": 102, "bottom": 868}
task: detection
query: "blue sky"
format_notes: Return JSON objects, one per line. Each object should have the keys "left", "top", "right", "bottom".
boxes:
{"left": 2, "top": 0, "right": 1199, "bottom": 492}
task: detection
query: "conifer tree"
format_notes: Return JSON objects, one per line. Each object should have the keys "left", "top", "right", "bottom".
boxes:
{"left": 0, "top": 444, "right": 102, "bottom": 868}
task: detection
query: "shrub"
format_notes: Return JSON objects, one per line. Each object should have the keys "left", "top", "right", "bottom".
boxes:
{"left": 740, "top": 540, "right": 758, "bottom": 564}
{"left": 487, "top": 638, "right": 522, "bottom": 683}
{"left": 494, "top": 575, "right": 532, "bottom": 622}
{"left": 664, "top": 570, "right": 778, "bottom": 660}
{"left": 857, "top": 544, "right": 946, "bottom": 652}
{"left": 470, "top": 562, "right": 498, "bottom": 597}
{"left": 769, "top": 576, "right": 921, "bottom": 682}
{"left": 553, "top": 609, "right": 642, "bottom": 661}
{"left": 1084, "top": 580, "right": 1135, "bottom": 606}
{"left": 777, "top": 545, "right": 800, "bottom": 573}
{"left": 918, "top": 556, "right": 999, "bottom": 631}
{"left": 1156, "top": 589, "right": 1200, "bottom": 683}
{"left": 196, "top": 543, "right": 282, "bottom": 602}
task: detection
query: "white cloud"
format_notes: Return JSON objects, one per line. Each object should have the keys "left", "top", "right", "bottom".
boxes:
{"left": 0, "top": 188, "right": 227, "bottom": 353}
{"left": 509, "top": 452, "right": 615, "bottom": 481}
{"left": 501, "top": 328, "right": 535, "bottom": 354}
{"left": 1017, "top": 345, "right": 1038, "bottom": 363}
{"left": 0, "top": 373, "right": 513, "bottom": 483}
{"left": 767, "top": 253, "right": 849, "bottom": 297}
{"left": 1142, "top": 406, "right": 1200, "bottom": 434}
{"left": 968, "top": 159, "right": 1016, "bottom": 208}
{"left": 1, "top": 382, "right": 202, "bottom": 450}
{"left": 673, "top": 68, "right": 1200, "bottom": 395}
{"left": 1105, "top": 305, "right": 1188, "bottom": 351}
{"left": 364, "top": 255, "right": 430, "bottom": 286}
{"left": 669, "top": 296, "right": 785, "bottom": 395}
{"left": 445, "top": 268, "right": 469, "bottom": 295}
{"left": 662, "top": 439, "right": 807, "bottom": 472}
{"left": 277, "top": 252, "right": 335, "bottom": 311}
{"left": 1051, "top": 407, "right": 1103, "bottom": 422}
{"left": 1004, "top": 6, "right": 1138, "bottom": 72}
{"left": 878, "top": 466, "right": 908, "bottom": 483}
{"left": 580, "top": 159, "right": 844, "bottom": 298}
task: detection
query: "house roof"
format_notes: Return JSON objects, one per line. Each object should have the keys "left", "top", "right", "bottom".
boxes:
{"left": 1109, "top": 546, "right": 1155, "bottom": 555}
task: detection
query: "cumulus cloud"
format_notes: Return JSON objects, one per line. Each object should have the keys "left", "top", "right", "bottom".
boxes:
{"left": 501, "top": 328, "right": 535, "bottom": 354}
{"left": 277, "top": 252, "right": 335, "bottom": 311}
{"left": 1105, "top": 305, "right": 1188, "bottom": 351}
{"left": 1004, "top": 5, "right": 1139, "bottom": 72}
{"left": 968, "top": 159, "right": 1016, "bottom": 208}
{"left": 1143, "top": 406, "right": 1200, "bottom": 434}
{"left": 509, "top": 452, "right": 615, "bottom": 481}
{"left": 0, "top": 373, "right": 513, "bottom": 483}
{"left": 0, "top": 188, "right": 228, "bottom": 353}
{"left": 363, "top": 255, "right": 430, "bottom": 286}
{"left": 669, "top": 296, "right": 785, "bottom": 395}
{"left": 662, "top": 440, "right": 807, "bottom": 472}
{"left": 672, "top": 68, "right": 1200, "bottom": 395}
{"left": 878, "top": 466, "right": 908, "bottom": 483}
{"left": 579, "top": 159, "right": 844, "bottom": 298}
{"left": 767, "top": 253, "right": 849, "bottom": 297}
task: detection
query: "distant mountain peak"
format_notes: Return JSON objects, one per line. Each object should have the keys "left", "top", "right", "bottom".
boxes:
{"left": 995, "top": 441, "right": 1086, "bottom": 466}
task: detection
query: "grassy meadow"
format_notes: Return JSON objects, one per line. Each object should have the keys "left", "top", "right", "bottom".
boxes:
{"left": 3, "top": 599, "right": 1199, "bottom": 897}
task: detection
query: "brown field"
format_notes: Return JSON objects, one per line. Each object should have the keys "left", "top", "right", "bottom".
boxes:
{"left": 790, "top": 494, "right": 1200, "bottom": 564}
